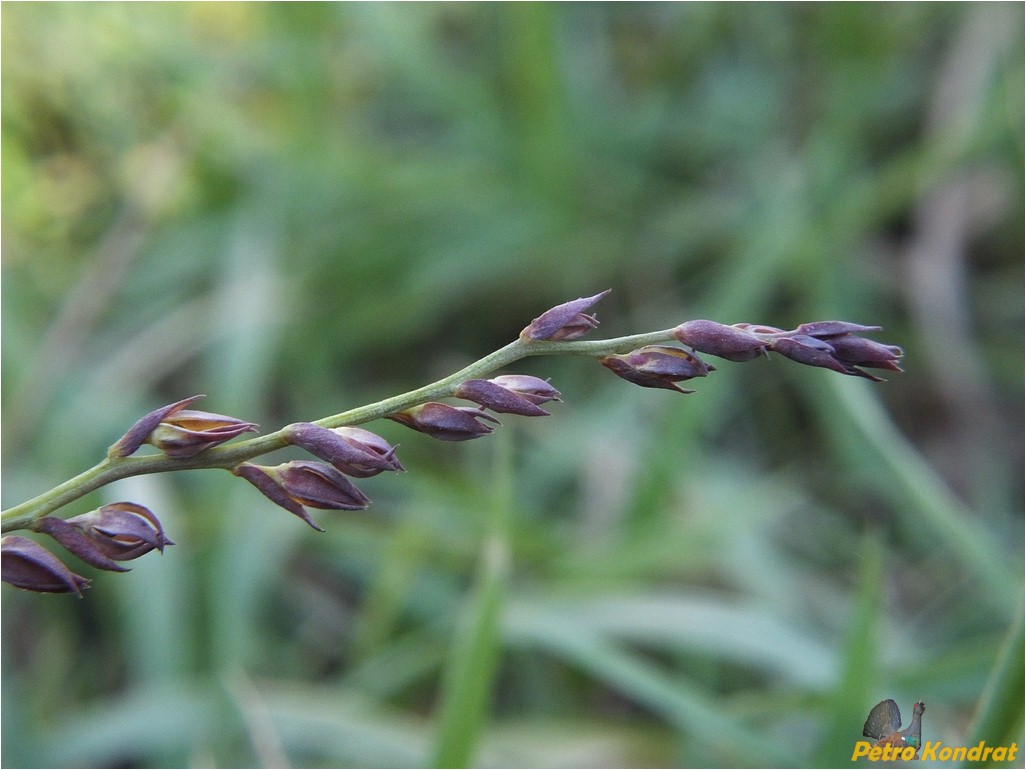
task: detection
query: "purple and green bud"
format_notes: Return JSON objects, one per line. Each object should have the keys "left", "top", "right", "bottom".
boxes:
{"left": 2, "top": 536, "right": 91, "bottom": 596}
{"left": 387, "top": 402, "right": 500, "bottom": 441}
{"left": 234, "top": 460, "right": 372, "bottom": 532}
{"left": 672, "top": 321, "right": 770, "bottom": 361}
{"left": 521, "top": 290, "right": 611, "bottom": 341}
{"left": 600, "top": 345, "right": 712, "bottom": 393}
{"left": 110, "top": 394, "right": 258, "bottom": 459}
{"left": 486, "top": 375, "right": 561, "bottom": 405}
{"left": 284, "top": 423, "right": 404, "bottom": 477}
{"left": 455, "top": 379, "right": 551, "bottom": 416}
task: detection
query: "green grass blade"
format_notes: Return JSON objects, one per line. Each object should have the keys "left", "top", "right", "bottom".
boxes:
{"left": 813, "top": 532, "right": 885, "bottom": 767}
{"left": 820, "top": 376, "right": 1017, "bottom": 611}
{"left": 431, "top": 435, "right": 513, "bottom": 768}
{"left": 509, "top": 610, "right": 793, "bottom": 767}
{"left": 964, "top": 597, "right": 1025, "bottom": 762}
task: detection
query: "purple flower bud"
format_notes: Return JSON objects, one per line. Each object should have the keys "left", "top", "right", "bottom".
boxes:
{"left": 67, "top": 502, "right": 173, "bottom": 560}
{"left": 36, "top": 503, "right": 172, "bottom": 572}
{"left": 2, "top": 536, "right": 91, "bottom": 596}
{"left": 672, "top": 321, "right": 770, "bottom": 361}
{"left": 235, "top": 462, "right": 324, "bottom": 531}
{"left": 794, "top": 321, "right": 882, "bottom": 338}
{"left": 111, "top": 395, "right": 258, "bottom": 458}
{"left": 455, "top": 379, "right": 550, "bottom": 416}
{"left": 234, "top": 461, "right": 371, "bottom": 532}
{"left": 487, "top": 375, "right": 561, "bottom": 405}
{"left": 766, "top": 322, "right": 903, "bottom": 381}
{"left": 769, "top": 335, "right": 860, "bottom": 376}
{"left": 35, "top": 516, "right": 127, "bottom": 572}
{"left": 387, "top": 402, "right": 499, "bottom": 441}
{"left": 276, "top": 461, "right": 371, "bottom": 510}
{"left": 600, "top": 345, "right": 711, "bottom": 393}
{"left": 284, "top": 423, "right": 404, "bottom": 477}
{"left": 521, "top": 290, "right": 611, "bottom": 341}
{"left": 818, "top": 335, "right": 904, "bottom": 372}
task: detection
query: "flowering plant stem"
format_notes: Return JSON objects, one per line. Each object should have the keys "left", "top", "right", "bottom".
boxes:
{"left": 1, "top": 329, "right": 676, "bottom": 532}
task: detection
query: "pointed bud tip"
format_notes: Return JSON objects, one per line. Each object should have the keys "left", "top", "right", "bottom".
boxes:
{"left": 522, "top": 290, "right": 612, "bottom": 341}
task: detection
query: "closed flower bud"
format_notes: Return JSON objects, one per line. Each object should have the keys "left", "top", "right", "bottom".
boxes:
{"left": 487, "top": 375, "right": 561, "bottom": 405}
{"left": 769, "top": 334, "right": 859, "bottom": 376}
{"left": 521, "top": 290, "right": 611, "bottom": 341}
{"left": 827, "top": 336, "right": 903, "bottom": 372}
{"left": 600, "top": 345, "right": 711, "bottom": 393}
{"left": 2, "top": 536, "right": 91, "bottom": 596}
{"left": 794, "top": 321, "right": 882, "bottom": 337}
{"left": 766, "top": 321, "right": 903, "bottom": 381}
{"left": 234, "top": 461, "right": 371, "bottom": 531}
{"left": 455, "top": 379, "right": 550, "bottom": 416}
{"left": 672, "top": 320, "right": 769, "bottom": 361}
{"left": 35, "top": 516, "right": 127, "bottom": 572}
{"left": 387, "top": 402, "right": 499, "bottom": 441}
{"left": 111, "top": 395, "right": 258, "bottom": 459}
{"left": 43, "top": 502, "right": 173, "bottom": 570}
{"left": 808, "top": 333, "right": 903, "bottom": 373}
{"left": 284, "top": 423, "right": 404, "bottom": 477}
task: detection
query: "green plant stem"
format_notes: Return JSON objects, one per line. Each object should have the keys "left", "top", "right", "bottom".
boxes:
{"left": 1, "top": 329, "right": 677, "bottom": 533}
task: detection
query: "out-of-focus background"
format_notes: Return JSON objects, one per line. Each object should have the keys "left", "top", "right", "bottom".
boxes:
{"left": 2, "top": 4, "right": 1022, "bottom": 768}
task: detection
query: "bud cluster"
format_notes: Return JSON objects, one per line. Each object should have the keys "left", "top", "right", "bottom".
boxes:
{"left": 230, "top": 374, "right": 560, "bottom": 530}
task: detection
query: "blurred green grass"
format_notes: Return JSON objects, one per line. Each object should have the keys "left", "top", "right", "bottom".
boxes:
{"left": 2, "top": 3, "right": 1022, "bottom": 768}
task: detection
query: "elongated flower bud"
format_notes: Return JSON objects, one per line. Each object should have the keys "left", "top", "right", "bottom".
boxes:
{"left": 770, "top": 335, "right": 857, "bottom": 376}
{"left": 110, "top": 395, "right": 258, "bottom": 458}
{"left": 672, "top": 321, "right": 769, "bottom": 361}
{"left": 2, "top": 536, "right": 91, "bottom": 596}
{"left": 521, "top": 290, "right": 611, "bottom": 341}
{"left": 765, "top": 322, "right": 903, "bottom": 381}
{"left": 35, "top": 516, "right": 127, "bottom": 572}
{"left": 284, "top": 423, "right": 404, "bottom": 477}
{"left": 234, "top": 461, "right": 371, "bottom": 531}
{"left": 387, "top": 403, "right": 499, "bottom": 441}
{"left": 455, "top": 379, "right": 550, "bottom": 416}
{"left": 36, "top": 503, "right": 172, "bottom": 573}
{"left": 487, "top": 375, "right": 561, "bottom": 405}
{"left": 600, "top": 345, "right": 712, "bottom": 392}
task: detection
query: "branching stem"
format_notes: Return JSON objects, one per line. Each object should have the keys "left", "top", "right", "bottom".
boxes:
{"left": 1, "top": 329, "right": 676, "bottom": 532}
